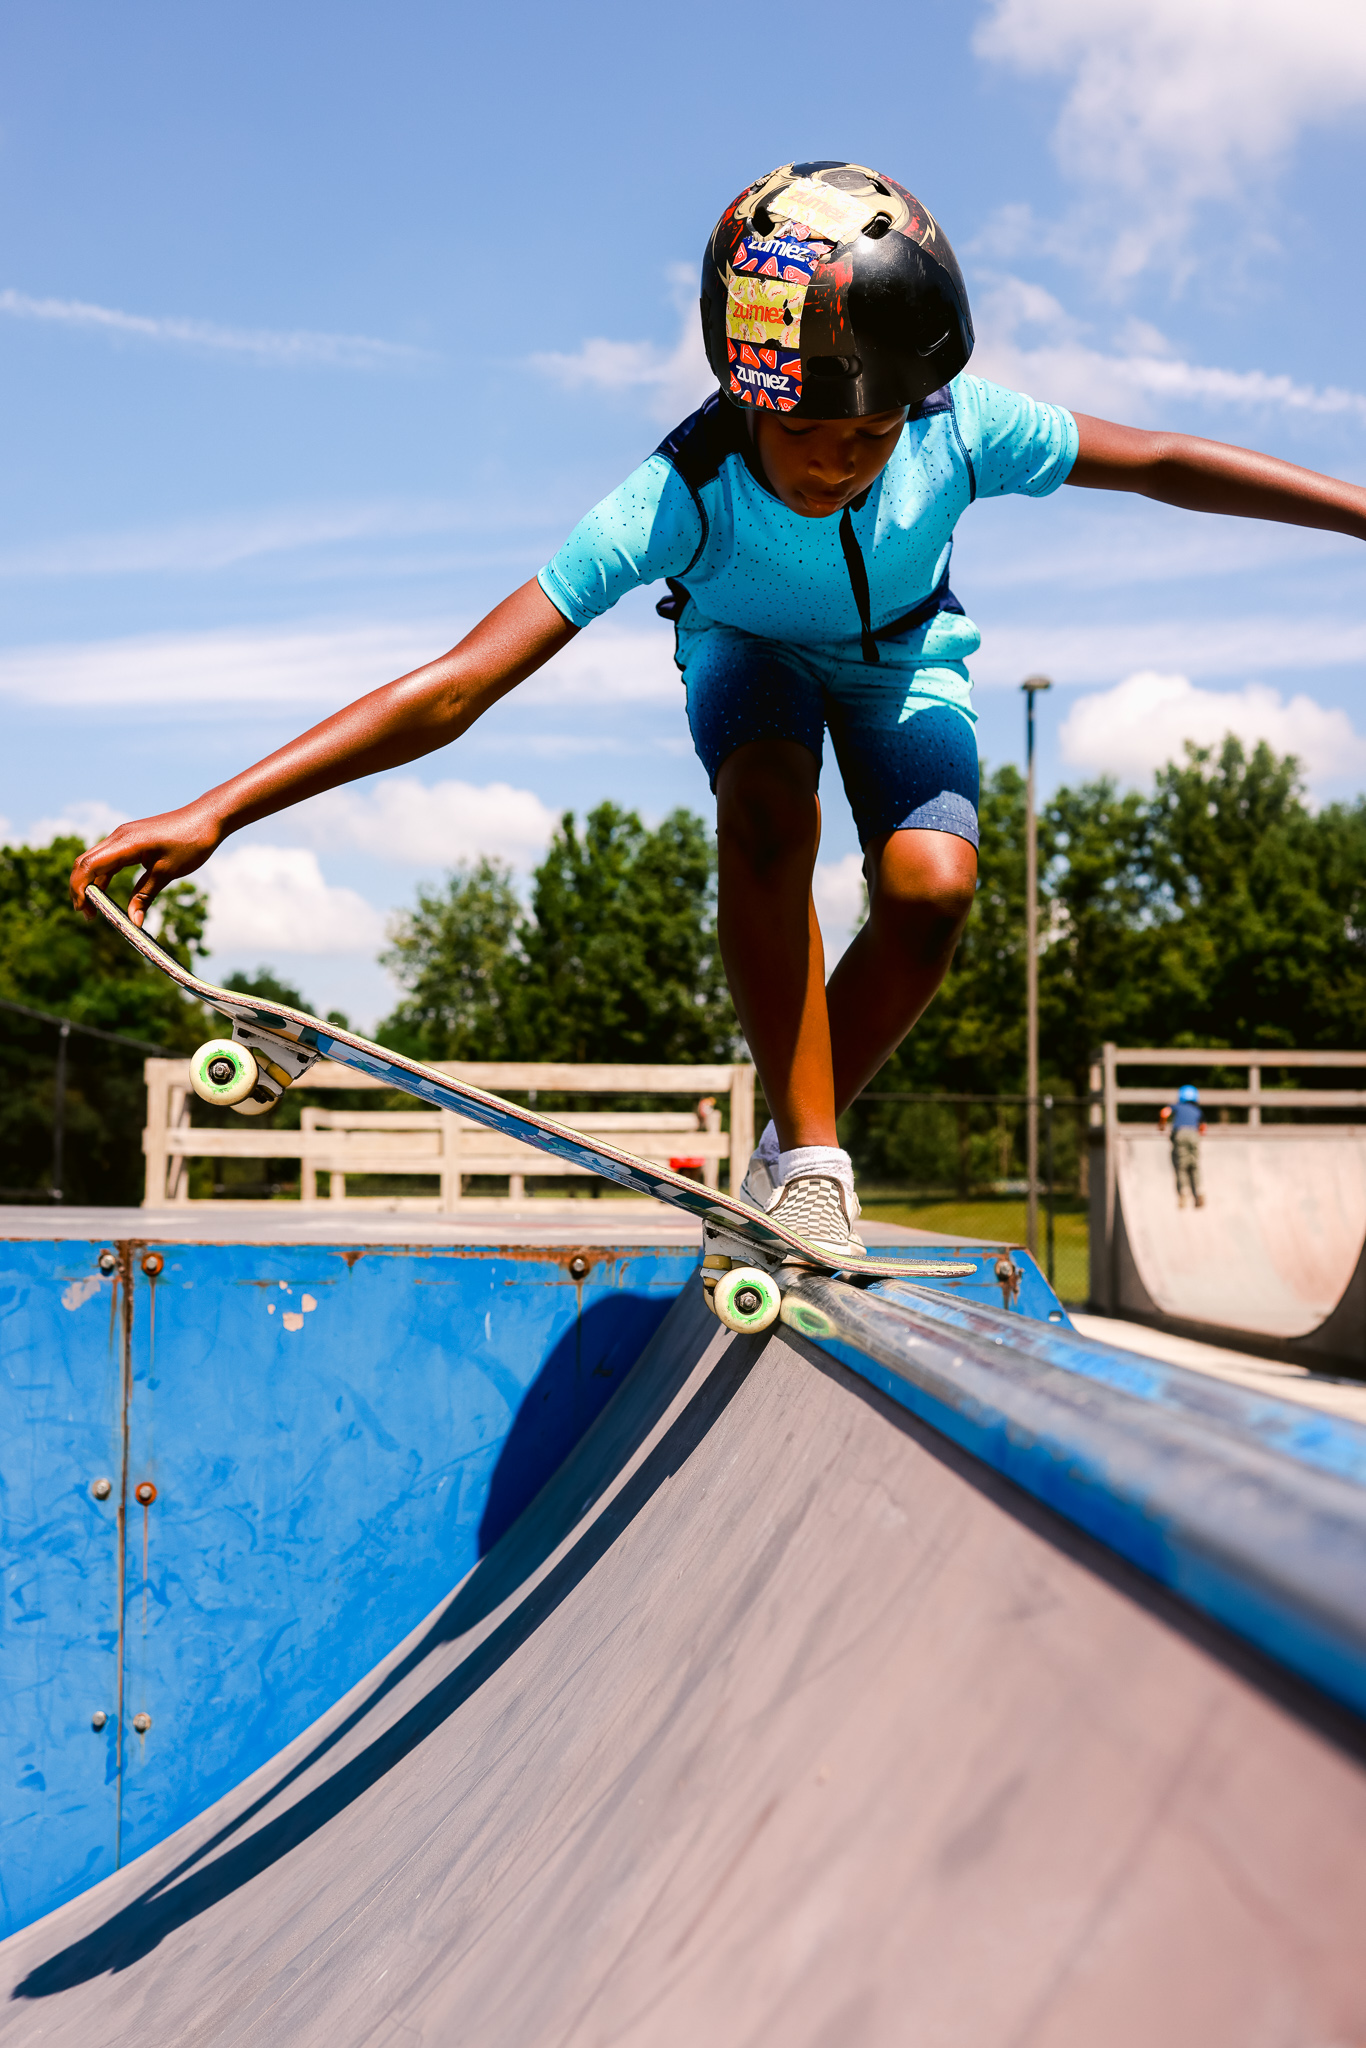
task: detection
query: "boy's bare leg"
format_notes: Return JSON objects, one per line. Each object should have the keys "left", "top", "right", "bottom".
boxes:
{"left": 825, "top": 828, "right": 978, "bottom": 1113}
{"left": 717, "top": 744, "right": 978, "bottom": 1154}
{"left": 715, "top": 740, "right": 836, "bottom": 1151}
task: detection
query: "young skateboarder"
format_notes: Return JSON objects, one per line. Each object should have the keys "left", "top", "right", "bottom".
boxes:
{"left": 1160, "top": 1085, "right": 1207, "bottom": 1208}
{"left": 71, "top": 160, "right": 1366, "bottom": 1257}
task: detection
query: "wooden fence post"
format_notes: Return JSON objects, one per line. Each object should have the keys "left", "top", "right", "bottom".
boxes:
{"left": 729, "top": 1065, "right": 754, "bottom": 1192}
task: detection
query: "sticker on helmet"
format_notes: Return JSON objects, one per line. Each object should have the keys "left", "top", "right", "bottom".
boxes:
{"left": 743, "top": 167, "right": 908, "bottom": 246}
{"left": 727, "top": 339, "right": 802, "bottom": 410}
{"left": 725, "top": 271, "right": 808, "bottom": 347}
{"left": 732, "top": 230, "right": 831, "bottom": 285}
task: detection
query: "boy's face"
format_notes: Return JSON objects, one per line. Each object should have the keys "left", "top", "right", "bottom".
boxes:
{"left": 753, "top": 406, "right": 908, "bottom": 519}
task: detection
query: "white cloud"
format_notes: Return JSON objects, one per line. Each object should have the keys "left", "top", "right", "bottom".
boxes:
{"left": 518, "top": 624, "right": 679, "bottom": 706}
{"left": 813, "top": 854, "right": 867, "bottom": 959}
{"left": 0, "top": 614, "right": 680, "bottom": 713}
{"left": 964, "top": 504, "right": 1351, "bottom": 595}
{"left": 0, "top": 501, "right": 471, "bottom": 581}
{"left": 970, "top": 611, "right": 1366, "bottom": 690}
{"left": 530, "top": 264, "right": 712, "bottom": 423}
{"left": 975, "top": 0, "right": 1366, "bottom": 275}
{"left": 298, "top": 776, "right": 557, "bottom": 870}
{"left": 202, "top": 847, "right": 386, "bottom": 955}
{"left": 971, "top": 273, "right": 1366, "bottom": 425}
{"left": 0, "top": 287, "right": 429, "bottom": 369}
{"left": 15, "top": 799, "right": 125, "bottom": 848}
{"left": 1058, "top": 669, "right": 1366, "bottom": 785}
{"left": 0, "top": 621, "right": 438, "bottom": 711}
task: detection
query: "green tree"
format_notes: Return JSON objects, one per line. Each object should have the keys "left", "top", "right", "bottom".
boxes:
{"left": 380, "top": 857, "right": 526, "bottom": 1061}
{"left": 0, "top": 839, "right": 211, "bottom": 1203}
{"left": 379, "top": 806, "right": 736, "bottom": 1064}
{"left": 842, "top": 738, "right": 1366, "bottom": 1191}
{"left": 520, "top": 806, "right": 733, "bottom": 1062}
{"left": 1143, "top": 738, "right": 1366, "bottom": 1051}
{"left": 223, "top": 965, "right": 310, "bottom": 1011}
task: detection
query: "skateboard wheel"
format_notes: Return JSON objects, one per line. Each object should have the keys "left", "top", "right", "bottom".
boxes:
{"left": 189, "top": 1039, "right": 260, "bottom": 1107}
{"left": 712, "top": 1265, "right": 781, "bottom": 1335}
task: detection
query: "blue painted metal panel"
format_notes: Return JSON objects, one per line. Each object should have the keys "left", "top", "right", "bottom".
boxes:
{"left": 0, "top": 1251, "right": 125, "bottom": 1934}
{"left": 1, "top": 1237, "right": 692, "bottom": 1939}
{"left": 872, "top": 1244, "right": 1065, "bottom": 1323}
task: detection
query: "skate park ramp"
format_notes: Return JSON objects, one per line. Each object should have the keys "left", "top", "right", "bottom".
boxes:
{"left": 4, "top": 1284, "right": 1366, "bottom": 2047}
{"left": 1114, "top": 1130, "right": 1366, "bottom": 1361}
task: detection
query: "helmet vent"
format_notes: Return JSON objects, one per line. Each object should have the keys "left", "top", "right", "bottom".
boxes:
{"left": 915, "top": 327, "right": 952, "bottom": 358}
{"left": 862, "top": 213, "right": 893, "bottom": 240}
{"left": 807, "top": 355, "right": 862, "bottom": 380}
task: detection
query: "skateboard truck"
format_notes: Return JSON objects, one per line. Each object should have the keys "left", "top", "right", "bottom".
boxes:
{"left": 189, "top": 1022, "right": 322, "bottom": 1117}
{"left": 701, "top": 1218, "right": 806, "bottom": 1334}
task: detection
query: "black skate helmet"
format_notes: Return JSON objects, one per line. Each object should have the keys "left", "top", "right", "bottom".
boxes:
{"left": 701, "top": 161, "right": 974, "bottom": 419}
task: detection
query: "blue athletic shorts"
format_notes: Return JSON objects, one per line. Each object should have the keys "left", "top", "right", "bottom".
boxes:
{"left": 675, "top": 612, "right": 980, "bottom": 850}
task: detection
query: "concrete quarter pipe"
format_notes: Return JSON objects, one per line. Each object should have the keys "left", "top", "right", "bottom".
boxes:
{"left": 1108, "top": 1131, "right": 1366, "bottom": 1368}
{"left": 3, "top": 1285, "right": 1365, "bottom": 2047}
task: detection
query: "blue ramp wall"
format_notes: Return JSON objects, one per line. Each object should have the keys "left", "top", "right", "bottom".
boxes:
{"left": 0, "top": 1235, "right": 692, "bottom": 1939}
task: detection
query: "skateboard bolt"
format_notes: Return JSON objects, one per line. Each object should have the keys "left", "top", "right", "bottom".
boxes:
{"left": 135, "top": 1481, "right": 157, "bottom": 1506}
{"left": 207, "top": 1057, "right": 236, "bottom": 1085}
{"left": 569, "top": 1255, "right": 588, "bottom": 1279}
{"left": 98, "top": 1250, "right": 117, "bottom": 1275}
{"left": 91, "top": 1711, "right": 108, "bottom": 1732}
{"left": 734, "top": 1286, "right": 763, "bottom": 1315}
{"left": 132, "top": 1713, "right": 152, "bottom": 1735}
{"left": 91, "top": 1477, "right": 112, "bottom": 1500}
{"left": 141, "top": 1252, "right": 164, "bottom": 1277}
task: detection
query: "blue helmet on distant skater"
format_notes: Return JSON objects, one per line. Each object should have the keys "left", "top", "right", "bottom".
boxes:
{"left": 1178, "top": 1085, "right": 1200, "bottom": 1103}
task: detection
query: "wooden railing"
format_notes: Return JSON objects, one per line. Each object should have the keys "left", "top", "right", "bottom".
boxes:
{"left": 142, "top": 1059, "right": 755, "bottom": 1210}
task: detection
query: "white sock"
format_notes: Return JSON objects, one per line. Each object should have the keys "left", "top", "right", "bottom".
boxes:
{"left": 777, "top": 1145, "right": 855, "bottom": 1198}
{"left": 755, "top": 1120, "right": 780, "bottom": 1163}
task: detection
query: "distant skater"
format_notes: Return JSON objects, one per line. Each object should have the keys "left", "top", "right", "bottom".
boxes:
{"left": 1160, "top": 1086, "right": 1206, "bottom": 1209}
{"left": 70, "top": 159, "right": 1366, "bottom": 1256}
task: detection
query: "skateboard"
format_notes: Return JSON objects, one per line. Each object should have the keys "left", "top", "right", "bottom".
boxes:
{"left": 88, "top": 883, "right": 976, "bottom": 1333}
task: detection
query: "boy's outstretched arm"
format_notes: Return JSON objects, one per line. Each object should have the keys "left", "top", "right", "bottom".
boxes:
{"left": 71, "top": 578, "right": 576, "bottom": 926}
{"left": 1068, "top": 414, "right": 1366, "bottom": 541}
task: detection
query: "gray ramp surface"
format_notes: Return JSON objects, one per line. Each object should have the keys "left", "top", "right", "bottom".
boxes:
{"left": 4, "top": 1287, "right": 1366, "bottom": 2046}
{"left": 1116, "top": 1132, "right": 1366, "bottom": 1339}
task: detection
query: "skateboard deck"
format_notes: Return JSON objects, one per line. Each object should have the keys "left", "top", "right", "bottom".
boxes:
{"left": 88, "top": 884, "right": 975, "bottom": 1307}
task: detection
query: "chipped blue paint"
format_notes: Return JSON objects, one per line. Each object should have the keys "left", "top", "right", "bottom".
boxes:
{"left": 0, "top": 1238, "right": 693, "bottom": 1939}
{"left": 873, "top": 1276, "right": 1366, "bottom": 1490}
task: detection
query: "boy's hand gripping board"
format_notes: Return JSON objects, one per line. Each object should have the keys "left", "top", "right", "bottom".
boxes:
{"left": 87, "top": 884, "right": 974, "bottom": 1329}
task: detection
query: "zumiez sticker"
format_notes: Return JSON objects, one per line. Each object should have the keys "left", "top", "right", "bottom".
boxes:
{"left": 727, "top": 339, "right": 801, "bottom": 410}
{"left": 732, "top": 231, "right": 829, "bottom": 284}
{"left": 725, "top": 270, "right": 807, "bottom": 347}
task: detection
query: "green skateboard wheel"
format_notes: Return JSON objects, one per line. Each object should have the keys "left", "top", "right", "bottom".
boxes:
{"left": 712, "top": 1265, "right": 781, "bottom": 1335}
{"left": 189, "top": 1038, "right": 260, "bottom": 1107}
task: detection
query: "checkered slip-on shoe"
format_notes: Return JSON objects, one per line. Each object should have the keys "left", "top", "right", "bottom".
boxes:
{"left": 764, "top": 1173, "right": 865, "bottom": 1260}
{"left": 738, "top": 1149, "right": 780, "bottom": 1213}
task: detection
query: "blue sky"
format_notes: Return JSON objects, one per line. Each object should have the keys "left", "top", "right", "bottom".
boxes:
{"left": 5, "top": 1, "right": 1366, "bottom": 1023}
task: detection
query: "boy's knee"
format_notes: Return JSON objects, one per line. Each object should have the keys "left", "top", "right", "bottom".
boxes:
{"left": 870, "top": 835, "right": 977, "bottom": 953}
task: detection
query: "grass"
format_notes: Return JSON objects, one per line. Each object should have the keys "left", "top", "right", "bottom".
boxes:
{"left": 860, "top": 1192, "right": 1090, "bottom": 1304}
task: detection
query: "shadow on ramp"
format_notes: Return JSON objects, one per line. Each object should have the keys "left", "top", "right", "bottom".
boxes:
{"left": 7, "top": 1285, "right": 743, "bottom": 2005}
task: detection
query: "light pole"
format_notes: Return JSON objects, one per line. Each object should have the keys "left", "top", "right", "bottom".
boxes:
{"left": 1022, "top": 675, "right": 1052, "bottom": 1257}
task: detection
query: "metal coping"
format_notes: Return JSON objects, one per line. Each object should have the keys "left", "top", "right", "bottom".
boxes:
{"left": 782, "top": 1275, "right": 1366, "bottom": 1722}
